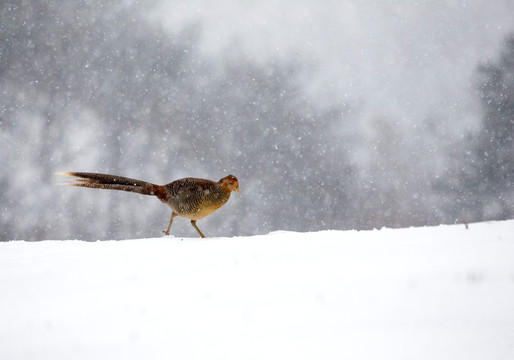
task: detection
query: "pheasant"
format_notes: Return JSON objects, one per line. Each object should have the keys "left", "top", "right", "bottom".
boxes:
{"left": 58, "top": 172, "right": 239, "bottom": 238}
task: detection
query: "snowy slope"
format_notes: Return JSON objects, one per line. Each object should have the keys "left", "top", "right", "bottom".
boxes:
{"left": 1, "top": 221, "right": 514, "bottom": 360}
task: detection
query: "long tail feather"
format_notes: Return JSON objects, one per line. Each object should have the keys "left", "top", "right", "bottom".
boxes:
{"left": 56, "top": 172, "right": 161, "bottom": 196}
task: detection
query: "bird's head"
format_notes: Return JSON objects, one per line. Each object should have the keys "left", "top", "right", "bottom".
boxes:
{"left": 219, "top": 175, "right": 239, "bottom": 194}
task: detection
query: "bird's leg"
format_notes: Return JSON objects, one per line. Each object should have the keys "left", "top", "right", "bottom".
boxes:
{"left": 163, "top": 212, "right": 176, "bottom": 235}
{"left": 191, "top": 220, "right": 206, "bottom": 238}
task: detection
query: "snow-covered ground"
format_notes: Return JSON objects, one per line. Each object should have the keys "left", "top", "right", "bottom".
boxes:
{"left": 1, "top": 220, "right": 514, "bottom": 360}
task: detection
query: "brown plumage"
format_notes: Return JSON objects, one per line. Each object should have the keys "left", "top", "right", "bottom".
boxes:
{"left": 57, "top": 172, "right": 239, "bottom": 238}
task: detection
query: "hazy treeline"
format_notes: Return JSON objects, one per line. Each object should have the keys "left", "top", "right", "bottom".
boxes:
{"left": 1, "top": 1, "right": 512, "bottom": 240}
{"left": 441, "top": 37, "right": 514, "bottom": 222}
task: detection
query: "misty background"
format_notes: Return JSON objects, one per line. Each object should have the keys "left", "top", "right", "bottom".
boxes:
{"left": 1, "top": 0, "right": 513, "bottom": 241}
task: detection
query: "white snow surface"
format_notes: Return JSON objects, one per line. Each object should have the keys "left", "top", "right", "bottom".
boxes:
{"left": 1, "top": 221, "right": 514, "bottom": 360}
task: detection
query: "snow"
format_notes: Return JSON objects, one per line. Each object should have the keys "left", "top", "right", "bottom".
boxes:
{"left": 1, "top": 221, "right": 514, "bottom": 360}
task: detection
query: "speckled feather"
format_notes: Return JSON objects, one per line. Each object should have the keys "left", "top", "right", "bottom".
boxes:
{"left": 163, "top": 178, "right": 232, "bottom": 220}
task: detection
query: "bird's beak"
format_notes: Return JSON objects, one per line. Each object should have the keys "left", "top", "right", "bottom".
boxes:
{"left": 236, "top": 188, "right": 240, "bottom": 194}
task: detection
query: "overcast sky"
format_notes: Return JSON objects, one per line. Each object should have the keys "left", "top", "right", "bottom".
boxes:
{"left": 153, "top": 0, "right": 514, "bottom": 136}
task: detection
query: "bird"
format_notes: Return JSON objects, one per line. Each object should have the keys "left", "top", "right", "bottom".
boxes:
{"left": 57, "top": 172, "right": 239, "bottom": 238}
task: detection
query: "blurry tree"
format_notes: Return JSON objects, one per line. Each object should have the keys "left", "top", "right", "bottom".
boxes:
{"left": 358, "top": 118, "right": 409, "bottom": 227}
{"left": 442, "top": 34, "right": 514, "bottom": 222}
{"left": 472, "top": 35, "right": 514, "bottom": 219}
{"left": 357, "top": 116, "right": 447, "bottom": 229}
